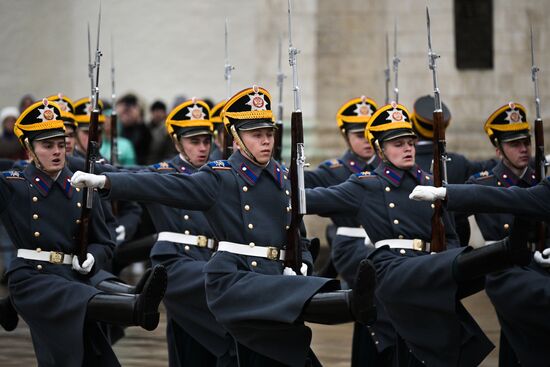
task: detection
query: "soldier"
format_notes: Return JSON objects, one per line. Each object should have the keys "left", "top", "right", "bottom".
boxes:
{"left": 305, "top": 102, "right": 531, "bottom": 366}
{"left": 3, "top": 99, "right": 166, "bottom": 366}
{"left": 210, "top": 99, "right": 226, "bottom": 160}
{"left": 71, "top": 85, "right": 377, "bottom": 367}
{"left": 46, "top": 94, "right": 77, "bottom": 155}
{"left": 304, "top": 96, "right": 380, "bottom": 366}
{"left": 411, "top": 103, "right": 550, "bottom": 366}
{"left": 411, "top": 95, "right": 498, "bottom": 244}
{"left": 146, "top": 98, "right": 235, "bottom": 366}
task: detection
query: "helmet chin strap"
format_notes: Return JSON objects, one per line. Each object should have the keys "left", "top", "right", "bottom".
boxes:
{"left": 171, "top": 133, "right": 191, "bottom": 162}
{"left": 374, "top": 139, "right": 388, "bottom": 163}
{"left": 230, "top": 125, "right": 268, "bottom": 166}
{"left": 24, "top": 138, "right": 44, "bottom": 170}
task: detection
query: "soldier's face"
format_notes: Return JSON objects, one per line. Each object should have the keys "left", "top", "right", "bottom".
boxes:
{"left": 498, "top": 138, "right": 531, "bottom": 169}
{"left": 65, "top": 126, "right": 76, "bottom": 155}
{"left": 239, "top": 128, "right": 274, "bottom": 165}
{"left": 382, "top": 137, "right": 416, "bottom": 170}
{"left": 32, "top": 137, "right": 66, "bottom": 177}
{"left": 180, "top": 134, "right": 211, "bottom": 167}
{"left": 347, "top": 131, "right": 374, "bottom": 160}
{"left": 76, "top": 128, "right": 102, "bottom": 154}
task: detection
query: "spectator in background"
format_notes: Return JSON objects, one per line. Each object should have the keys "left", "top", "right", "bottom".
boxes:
{"left": 0, "top": 106, "right": 26, "bottom": 160}
{"left": 116, "top": 93, "right": 152, "bottom": 165}
{"left": 100, "top": 101, "right": 137, "bottom": 166}
{"left": 18, "top": 94, "right": 35, "bottom": 113}
{"left": 146, "top": 100, "right": 176, "bottom": 164}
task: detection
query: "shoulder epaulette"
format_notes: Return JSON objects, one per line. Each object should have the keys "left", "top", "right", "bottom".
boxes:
{"left": 472, "top": 170, "right": 494, "bottom": 180}
{"left": 321, "top": 159, "right": 344, "bottom": 169}
{"left": 355, "top": 170, "right": 377, "bottom": 179}
{"left": 151, "top": 162, "right": 176, "bottom": 172}
{"left": 207, "top": 160, "right": 232, "bottom": 170}
{"left": 2, "top": 171, "right": 23, "bottom": 179}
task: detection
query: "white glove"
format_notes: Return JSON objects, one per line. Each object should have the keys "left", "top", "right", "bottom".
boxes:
{"left": 283, "top": 263, "right": 308, "bottom": 276}
{"left": 115, "top": 225, "right": 126, "bottom": 242}
{"left": 70, "top": 171, "right": 107, "bottom": 189}
{"left": 534, "top": 248, "right": 550, "bottom": 268}
{"left": 409, "top": 186, "right": 447, "bottom": 202}
{"left": 72, "top": 253, "right": 95, "bottom": 274}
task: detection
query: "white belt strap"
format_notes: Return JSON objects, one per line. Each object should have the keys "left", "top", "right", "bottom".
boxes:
{"left": 217, "top": 241, "right": 286, "bottom": 261}
{"left": 157, "top": 231, "right": 215, "bottom": 249}
{"left": 374, "top": 239, "right": 429, "bottom": 252}
{"left": 336, "top": 226, "right": 373, "bottom": 246}
{"left": 17, "top": 249, "right": 73, "bottom": 265}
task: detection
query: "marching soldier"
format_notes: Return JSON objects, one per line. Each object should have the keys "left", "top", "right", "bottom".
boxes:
{"left": 411, "top": 103, "right": 550, "bottom": 366}
{"left": 146, "top": 98, "right": 235, "bottom": 366}
{"left": 210, "top": 100, "right": 226, "bottom": 161}
{"left": 71, "top": 85, "right": 378, "bottom": 367}
{"left": 3, "top": 99, "right": 166, "bottom": 366}
{"left": 411, "top": 95, "right": 498, "bottom": 244}
{"left": 46, "top": 94, "right": 77, "bottom": 155}
{"left": 304, "top": 96, "right": 381, "bottom": 366}
{"left": 306, "top": 102, "right": 531, "bottom": 366}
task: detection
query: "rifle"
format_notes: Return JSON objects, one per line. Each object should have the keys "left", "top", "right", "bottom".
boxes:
{"left": 384, "top": 32, "right": 390, "bottom": 105}
{"left": 110, "top": 34, "right": 118, "bottom": 166}
{"left": 87, "top": 23, "right": 95, "bottom": 105}
{"left": 426, "top": 6, "right": 447, "bottom": 252}
{"left": 222, "top": 18, "right": 235, "bottom": 159}
{"left": 530, "top": 25, "right": 547, "bottom": 252}
{"left": 77, "top": 5, "right": 102, "bottom": 263}
{"left": 392, "top": 21, "right": 400, "bottom": 103}
{"left": 284, "top": 0, "right": 305, "bottom": 274}
{"left": 274, "top": 34, "right": 285, "bottom": 162}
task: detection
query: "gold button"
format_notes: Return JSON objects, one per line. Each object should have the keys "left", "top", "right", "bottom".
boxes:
{"left": 184, "top": 245, "right": 190, "bottom": 251}
{"left": 375, "top": 341, "right": 379, "bottom": 345}
{"left": 393, "top": 219, "right": 399, "bottom": 225}
{"left": 503, "top": 224, "right": 510, "bottom": 230}
{"left": 398, "top": 235, "right": 404, "bottom": 239}
{"left": 399, "top": 249, "right": 406, "bottom": 255}
{"left": 36, "top": 247, "right": 42, "bottom": 252}
{"left": 76, "top": 219, "right": 81, "bottom": 224}
{"left": 248, "top": 223, "right": 254, "bottom": 229}
{"left": 242, "top": 166, "right": 247, "bottom": 171}
{"left": 502, "top": 174, "right": 508, "bottom": 179}
{"left": 350, "top": 161, "right": 356, "bottom": 166}
{"left": 184, "top": 215, "right": 189, "bottom": 220}
{"left": 371, "top": 332, "right": 375, "bottom": 336}
{"left": 285, "top": 190, "right": 290, "bottom": 195}
{"left": 184, "top": 230, "right": 190, "bottom": 235}
{"left": 425, "top": 176, "right": 430, "bottom": 180}
{"left": 431, "top": 203, "right": 435, "bottom": 209}
{"left": 389, "top": 203, "right": 395, "bottom": 208}
{"left": 77, "top": 202, "right": 82, "bottom": 208}
{"left": 286, "top": 206, "right": 291, "bottom": 212}
{"left": 385, "top": 187, "right": 391, "bottom": 192}
{"left": 32, "top": 196, "right": 38, "bottom": 202}
{"left": 244, "top": 204, "right": 250, "bottom": 211}
{"left": 32, "top": 214, "right": 39, "bottom": 220}
{"left": 36, "top": 264, "right": 43, "bottom": 270}
{"left": 76, "top": 187, "right": 81, "bottom": 192}
{"left": 497, "top": 181, "right": 502, "bottom": 186}
{"left": 251, "top": 261, "right": 258, "bottom": 267}
{"left": 249, "top": 242, "right": 255, "bottom": 247}
{"left": 242, "top": 186, "right": 248, "bottom": 192}
{"left": 34, "top": 231, "right": 40, "bottom": 237}
{"left": 285, "top": 225, "right": 289, "bottom": 230}
{"left": 284, "top": 175, "right": 288, "bottom": 180}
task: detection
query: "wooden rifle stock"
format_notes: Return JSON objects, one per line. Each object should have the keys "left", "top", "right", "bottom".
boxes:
{"left": 77, "top": 109, "right": 100, "bottom": 262}
{"left": 274, "top": 120, "right": 284, "bottom": 162}
{"left": 284, "top": 111, "right": 303, "bottom": 273}
{"left": 109, "top": 112, "right": 119, "bottom": 215}
{"left": 430, "top": 110, "right": 446, "bottom": 252}
{"left": 222, "top": 128, "right": 233, "bottom": 159}
{"left": 534, "top": 119, "right": 546, "bottom": 252}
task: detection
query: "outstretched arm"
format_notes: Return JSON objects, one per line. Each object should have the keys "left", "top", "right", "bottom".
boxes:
{"left": 306, "top": 178, "right": 363, "bottom": 217}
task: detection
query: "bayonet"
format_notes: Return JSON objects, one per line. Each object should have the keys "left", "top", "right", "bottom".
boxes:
{"left": 392, "top": 21, "right": 400, "bottom": 103}
{"left": 87, "top": 23, "right": 95, "bottom": 103}
{"left": 274, "top": 34, "right": 286, "bottom": 162}
{"left": 288, "top": 0, "right": 301, "bottom": 112}
{"left": 384, "top": 32, "right": 390, "bottom": 104}
{"left": 110, "top": 34, "right": 119, "bottom": 166}
{"left": 224, "top": 18, "right": 234, "bottom": 100}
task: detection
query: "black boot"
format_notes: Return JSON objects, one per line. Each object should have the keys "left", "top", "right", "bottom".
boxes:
{"left": 0, "top": 296, "right": 18, "bottom": 331}
{"left": 95, "top": 267, "right": 153, "bottom": 294}
{"left": 302, "top": 259, "right": 376, "bottom": 325}
{"left": 87, "top": 265, "right": 167, "bottom": 331}
{"left": 453, "top": 217, "right": 532, "bottom": 283}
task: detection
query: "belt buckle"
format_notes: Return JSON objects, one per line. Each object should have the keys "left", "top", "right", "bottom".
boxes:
{"left": 412, "top": 239, "right": 425, "bottom": 251}
{"left": 266, "top": 246, "right": 279, "bottom": 260}
{"left": 49, "top": 251, "right": 64, "bottom": 264}
{"left": 197, "top": 235, "right": 208, "bottom": 248}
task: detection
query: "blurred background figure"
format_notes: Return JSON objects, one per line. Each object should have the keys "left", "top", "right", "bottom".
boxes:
{"left": 18, "top": 94, "right": 34, "bottom": 113}
{"left": 101, "top": 101, "right": 137, "bottom": 166}
{"left": 146, "top": 100, "right": 176, "bottom": 164}
{"left": 116, "top": 93, "right": 151, "bottom": 165}
{"left": 0, "top": 106, "right": 26, "bottom": 160}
